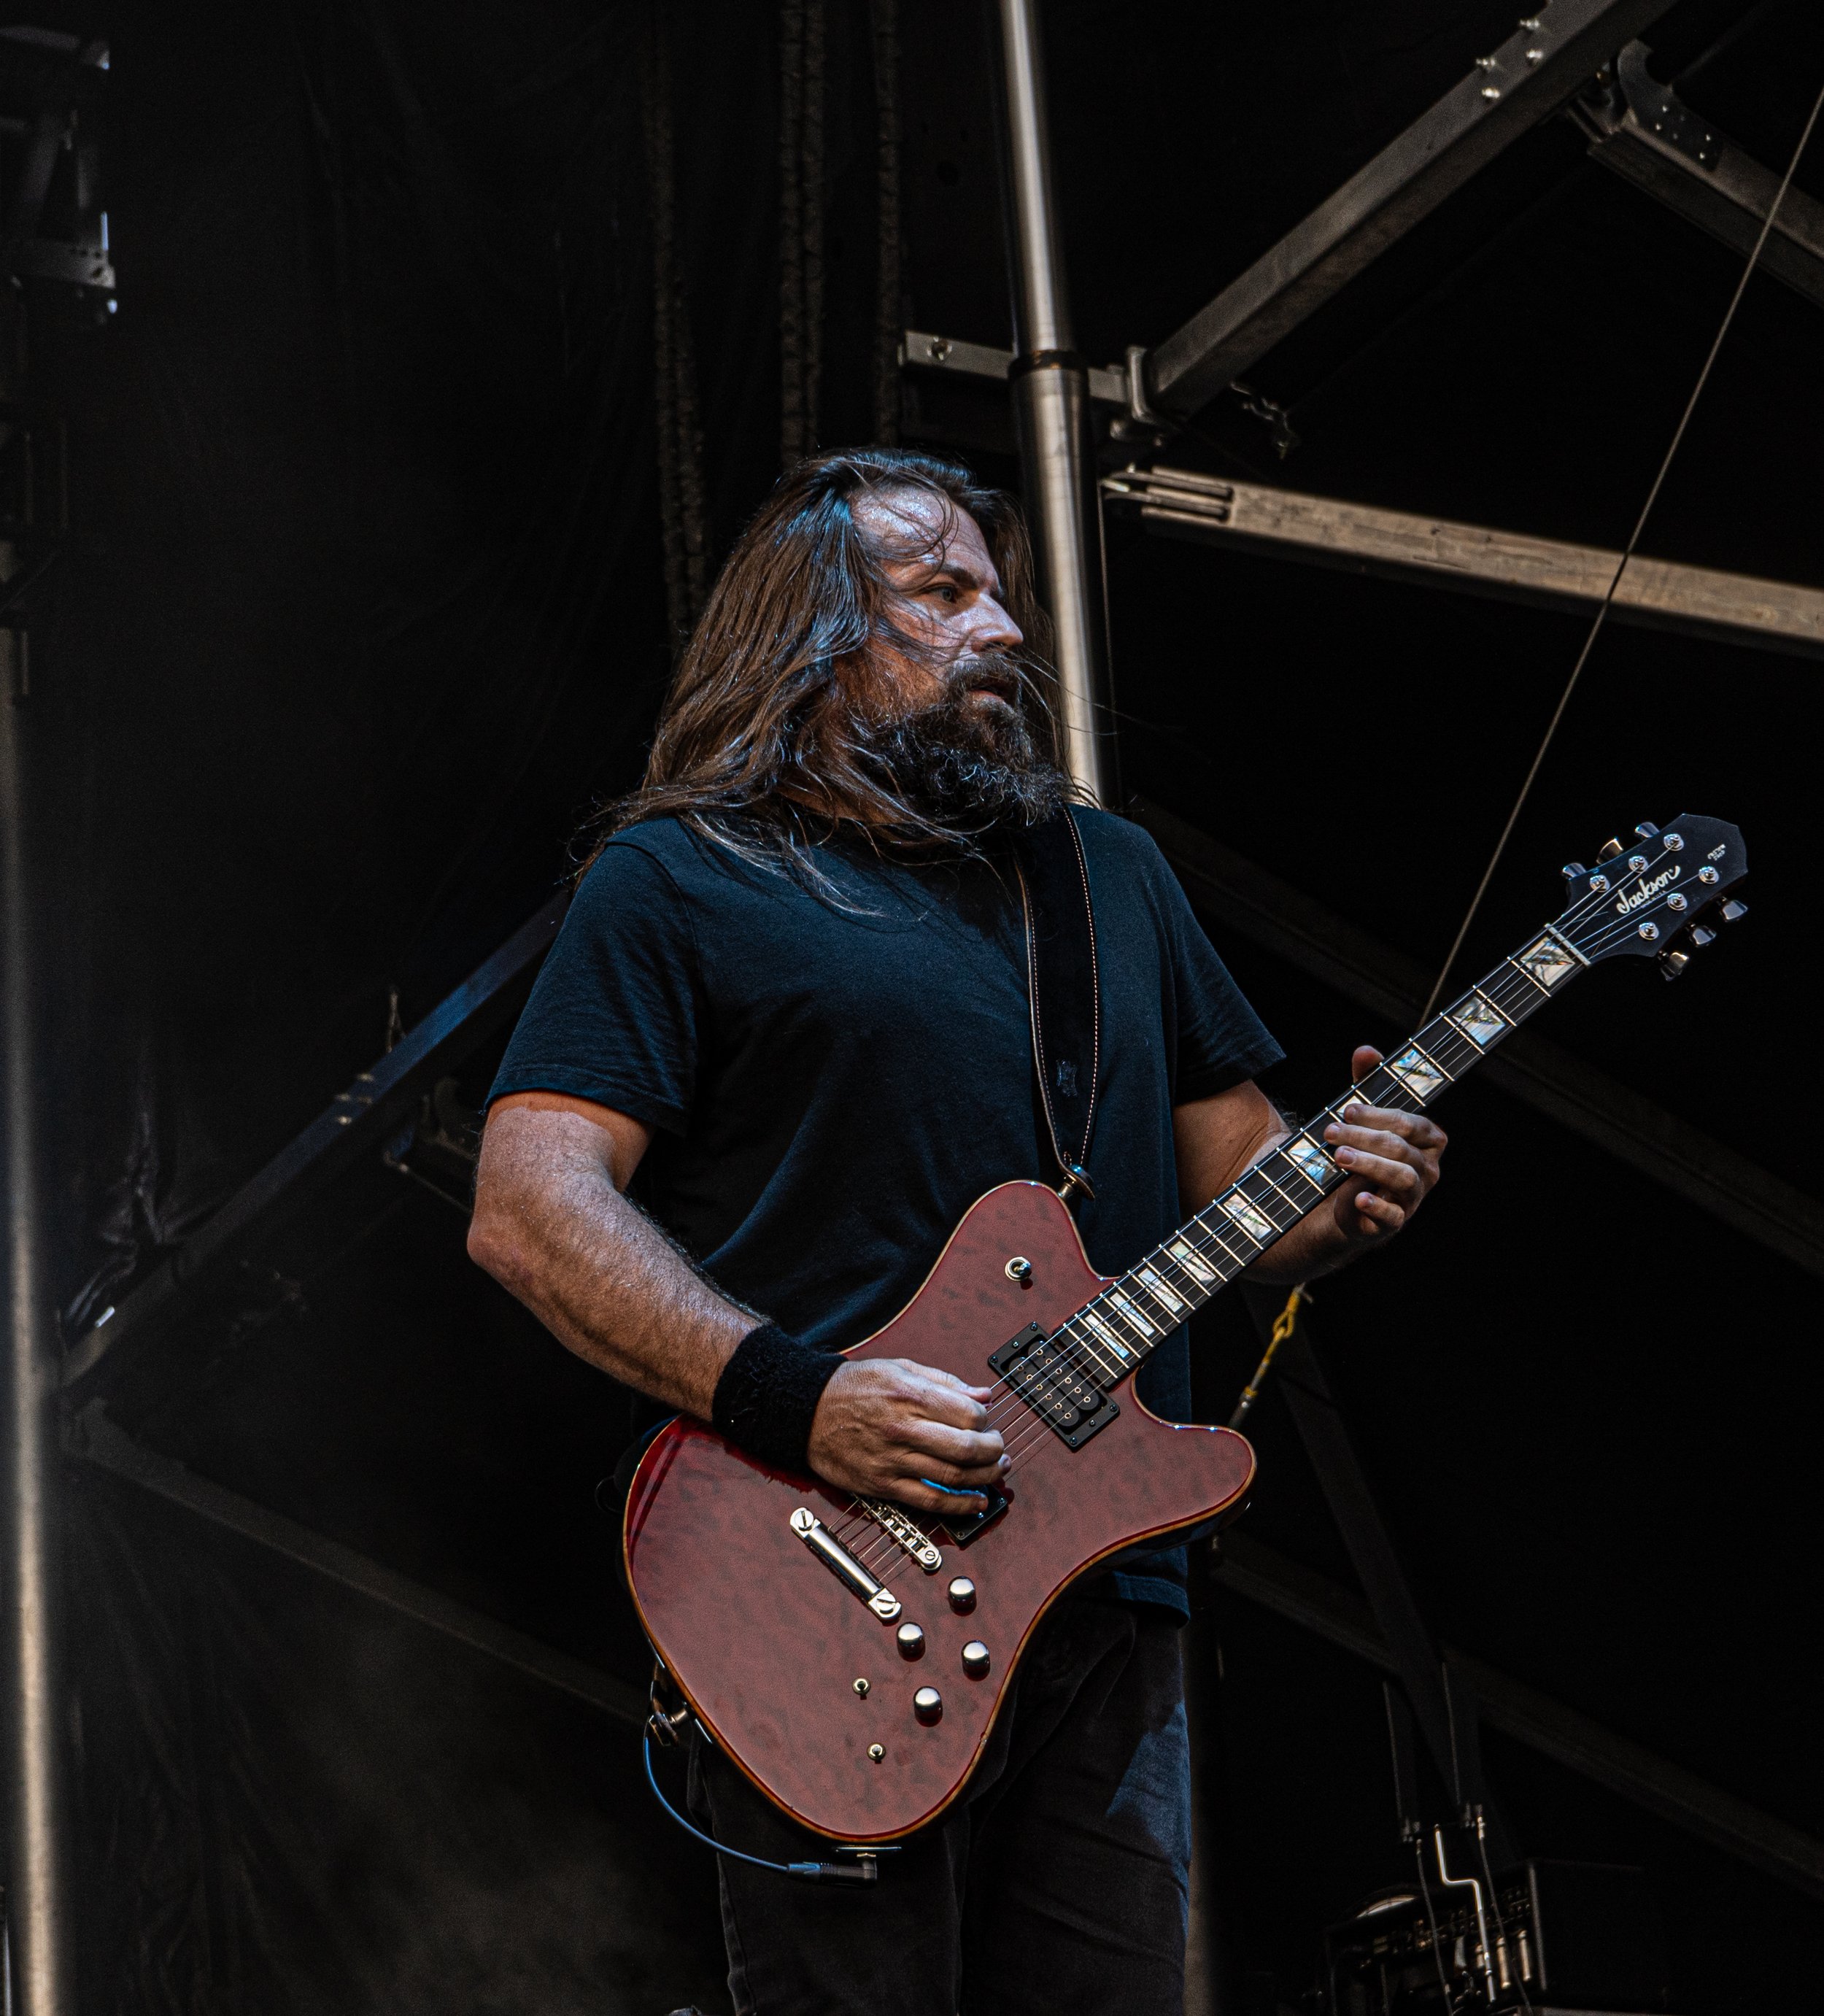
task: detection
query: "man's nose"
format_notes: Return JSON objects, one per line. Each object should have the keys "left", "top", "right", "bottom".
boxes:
{"left": 969, "top": 595, "right": 1023, "bottom": 652}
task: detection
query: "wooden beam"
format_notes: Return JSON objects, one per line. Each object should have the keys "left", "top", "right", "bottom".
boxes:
{"left": 1105, "top": 466, "right": 1824, "bottom": 660}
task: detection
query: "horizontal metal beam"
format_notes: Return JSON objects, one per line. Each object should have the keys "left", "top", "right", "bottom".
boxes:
{"left": 901, "top": 328, "right": 1129, "bottom": 407}
{"left": 1132, "top": 798, "right": 1824, "bottom": 1277}
{"left": 1105, "top": 465, "right": 1824, "bottom": 660}
{"left": 1141, "top": 0, "right": 1680, "bottom": 420}
{"left": 63, "top": 894, "right": 570, "bottom": 1397}
{"left": 1216, "top": 1529, "right": 1824, "bottom": 1902}
{"left": 1575, "top": 44, "right": 1824, "bottom": 312}
{"left": 66, "top": 1402, "right": 643, "bottom": 1723}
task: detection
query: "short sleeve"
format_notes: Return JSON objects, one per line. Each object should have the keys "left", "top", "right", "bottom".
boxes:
{"left": 1155, "top": 854, "right": 1283, "bottom": 1103}
{"left": 487, "top": 840, "right": 702, "bottom": 1134}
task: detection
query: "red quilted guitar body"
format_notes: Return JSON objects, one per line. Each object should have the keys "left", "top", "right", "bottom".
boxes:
{"left": 624, "top": 1181, "right": 1256, "bottom": 1844}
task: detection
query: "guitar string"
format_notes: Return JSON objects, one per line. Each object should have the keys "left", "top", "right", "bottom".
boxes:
{"left": 841, "top": 940, "right": 1650, "bottom": 1572}
{"left": 839, "top": 843, "right": 1694, "bottom": 1568}
{"left": 1415, "top": 67, "right": 1824, "bottom": 1026}
{"left": 848, "top": 858, "right": 1689, "bottom": 1565}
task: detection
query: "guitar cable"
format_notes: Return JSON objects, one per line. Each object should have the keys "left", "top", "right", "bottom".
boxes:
{"left": 642, "top": 1670, "right": 898, "bottom": 1885}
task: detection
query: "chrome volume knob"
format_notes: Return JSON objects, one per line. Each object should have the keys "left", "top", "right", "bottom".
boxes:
{"left": 946, "top": 1576, "right": 976, "bottom": 1614}
{"left": 913, "top": 1686, "right": 943, "bottom": 1726}
{"left": 896, "top": 1622, "right": 925, "bottom": 1660}
{"left": 961, "top": 1641, "right": 990, "bottom": 1680}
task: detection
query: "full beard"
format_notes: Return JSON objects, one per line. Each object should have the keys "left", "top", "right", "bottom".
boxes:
{"left": 858, "top": 654, "right": 1068, "bottom": 843}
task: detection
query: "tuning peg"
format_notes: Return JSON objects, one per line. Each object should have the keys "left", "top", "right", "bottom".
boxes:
{"left": 1596, "top": 838, "right": 1624, "bottom": 862}
{"left": 1690, "top": 924, "right": 1717, "bottom": 946}
{"left": 1658, "top": 949, "right": 1691, "bottom": 981}
{"left": 1560, "top": 861, "right": 1587, "bottom": 879}
{"left": 1634, "top": 822, "right": 1660, "bottom": 839}
{"left": 1720, "top": 899, "right": 1748, "bottom": 922}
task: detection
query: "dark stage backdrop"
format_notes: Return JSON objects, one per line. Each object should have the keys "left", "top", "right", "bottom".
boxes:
{"left": 21, "top": 0, "right": 1824, "bottom": 2008}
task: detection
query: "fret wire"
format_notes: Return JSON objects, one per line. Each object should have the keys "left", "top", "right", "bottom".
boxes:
{"left": 1193, "top": 1208, "right": 1256, "bottom": 1270}
{"left": 1502, "top": 954, "right": 1552, "bottom": 998}
{"left": 1276, "top": 1142, "right": 1333, "bottom": 1198}
{"left": 1100, "top": 1289, "right": 1160, "bottom": 1349}
{"left": 1078, "top": 1305, "right": 1141, "bottom": 1372}
{"left": 1150, "top": 1244, "right": 1210, "bottom": 1303}
{"left": 1248, "top": 1162, "right": 1307, "bottom": 1216}
{"left": 1213, "top": 1189, "right": 1278, "bottom": 1252}
{"left": 1059, "top": 1317, "right": 1124, "bottom": 1382}
{"left": 1122, "top": 1276, "right": 1180, "bottom": 1333}
{"left": 1234, "top": 1168, "right": 1297, "bottom": 1232}
{"left": 1405, "top": 1037, "right": 1455, "bottom": 1082}
{"left": 1186, "top": 1222, "right": 1248, "bottom": 1281}
{"left": 1135, "top": 1261, "right": 1192, "bottom": 1320}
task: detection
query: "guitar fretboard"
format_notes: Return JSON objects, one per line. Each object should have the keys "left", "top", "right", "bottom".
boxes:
{"left": 1051, "top": 924, "right": 1589, "bottom": 1386}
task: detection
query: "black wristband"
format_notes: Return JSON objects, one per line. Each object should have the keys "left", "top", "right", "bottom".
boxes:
{"left": 711, "top": 1322, "right": 841, "bottom": 1474}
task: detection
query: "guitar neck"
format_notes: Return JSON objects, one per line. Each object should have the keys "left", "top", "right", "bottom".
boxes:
{"left": 1056, "top": 922, "right": 1591, "bottom": 1381}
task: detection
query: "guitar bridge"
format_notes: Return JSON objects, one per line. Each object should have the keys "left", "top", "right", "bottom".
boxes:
{"left": 989, "top": 1322, "right": 1120, "bottom": 1452}
{"left": 855, "top": 1496, "right": 943, "bottom": 1572}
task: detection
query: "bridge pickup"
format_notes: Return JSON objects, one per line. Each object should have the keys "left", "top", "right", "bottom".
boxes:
{"left": 790, "top": 1507, "right": 902, "bottom": 1621}
{"left": 988, "top": 1323, "right": 1121, "bottom": 1453}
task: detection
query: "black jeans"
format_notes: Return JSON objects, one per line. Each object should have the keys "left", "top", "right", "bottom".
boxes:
{"left": 687, "top": 1592, "right": 1191, "bottom": 2016}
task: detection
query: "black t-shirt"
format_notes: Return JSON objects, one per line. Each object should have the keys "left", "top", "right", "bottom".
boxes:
{"left": 489, "top": 806, "right": 1281, "bottom": 1613}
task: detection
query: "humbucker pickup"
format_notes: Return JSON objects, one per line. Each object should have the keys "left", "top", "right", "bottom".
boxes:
{"left": 988, "top": 1322, "right": 1121, "bottom": 1452}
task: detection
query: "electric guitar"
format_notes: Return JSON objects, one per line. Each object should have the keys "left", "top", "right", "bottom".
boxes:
{"left": 625, "top": 815, "right": 1748, "bottom": 1845}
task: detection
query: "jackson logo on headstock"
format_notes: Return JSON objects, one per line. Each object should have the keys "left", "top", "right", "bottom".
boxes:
{"left": 1616, "top": 865, "right": 1680, "bottom": 914}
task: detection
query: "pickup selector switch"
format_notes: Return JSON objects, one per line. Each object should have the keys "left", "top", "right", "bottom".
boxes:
{"left": 961, "top": 1641, "right": 991, "bottom": 1680}
{"left": 896, "top": 1623, "right": 926, "bottom": 1660}
{"left": 913, "top": 1686, "right": 943, "bottom": 1726}
{"left": 947, "top": 1577, "right": 977, "bottom": 1614}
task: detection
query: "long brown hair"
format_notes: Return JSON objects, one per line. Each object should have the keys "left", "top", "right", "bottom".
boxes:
{"left": 580, "top": 447, "right": 1058, "bottom": 882}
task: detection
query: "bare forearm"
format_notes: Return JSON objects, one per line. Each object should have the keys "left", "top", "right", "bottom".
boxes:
{"left": 469, "top": 1115, "right": 757, "bottom": 1418}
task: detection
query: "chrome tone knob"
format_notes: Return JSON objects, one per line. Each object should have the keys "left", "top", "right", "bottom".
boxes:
{"left": 913, "top": 1686, "right": 943, "bottom": 1725}
{"left": 947, "top": 1577, "right": 977, "bottom": 1615}
{"left": 867, "top": 1743, "right": 884, "bottom": 1761}
{"left": 853, "top": 1677, "right": 870, "bottom": 1697}
{"left": 961, "top": 1641, "right": 991, "bottom": 1680}
{"left": 1005, "top": 1256, "right": 1032, "bottom": 1283}
{"left": 896, "top": 1623, "right": 926, "bottom": 1660}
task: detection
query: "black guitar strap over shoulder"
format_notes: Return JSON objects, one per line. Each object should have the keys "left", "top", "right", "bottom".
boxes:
{"left": 1016, "top": 809, "right": 1102, "bottom": 1204}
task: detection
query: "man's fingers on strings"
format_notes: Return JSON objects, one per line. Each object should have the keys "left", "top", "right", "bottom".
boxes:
{"left": 1332, "top": 1105, "right": 1448, "bottom": 1153}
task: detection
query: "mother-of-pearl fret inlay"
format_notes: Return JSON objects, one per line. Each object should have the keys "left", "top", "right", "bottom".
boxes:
{"left": 1080, "top": 1308, "right": 1130, "bottom": 1359}
{"left": 1388, "top": 1045, "right": 1448, "bottom": 1101}
{"left": 1516, "top": 935, "right": 1578, "bottom": 989}
{"left": 1136, "top": 1266, "right": 1185, "bottom": 1314}
{"left": 1221, "top": 1194, "right": 1277, "bottom": 1244}
{"left": 1446, "top": 992, "right": 1508, "bottom": 1046}
{"left": 1106, "top": 1290, "right": 1157, "bottom": 1337}
{"left": 1016, "top": 896, "right": 1601, "bottom": 1425}
{"left": 1167, "top": 1237, "right": 1218, "bottom": 1284}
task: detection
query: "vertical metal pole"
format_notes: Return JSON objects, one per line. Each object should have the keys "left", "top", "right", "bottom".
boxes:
{"left": 990, "top": 0, "right": 1116, "bottom": 805}
{"left": 0, "top": 292, "right": 74, "bottom": 2016}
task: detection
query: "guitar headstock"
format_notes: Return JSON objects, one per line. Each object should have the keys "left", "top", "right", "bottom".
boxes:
{"left": 1553, "top": 814, "right": 1747, "bottom": 979}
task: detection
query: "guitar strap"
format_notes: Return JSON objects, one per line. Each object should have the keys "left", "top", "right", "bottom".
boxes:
{"left": 1016, "top": 808, "right": 1102, "bottom": 1204}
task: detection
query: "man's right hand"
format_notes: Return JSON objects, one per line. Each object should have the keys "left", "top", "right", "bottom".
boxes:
{"left": 806, "top": 1358, "right": 1008, "bottom": 1516}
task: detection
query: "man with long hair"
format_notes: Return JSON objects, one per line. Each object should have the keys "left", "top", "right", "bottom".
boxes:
{"left": 469, "top": 448, "right": 1444, "bottom": 2015}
